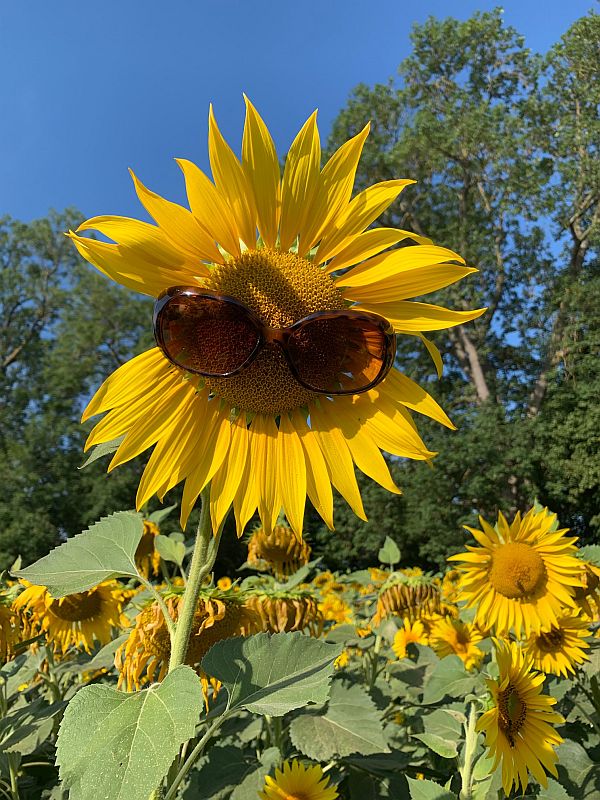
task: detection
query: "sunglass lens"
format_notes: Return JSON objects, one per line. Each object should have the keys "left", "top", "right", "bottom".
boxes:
{"left": 155, "top": 294, "right": 260, "bottom": 375}
{"left": 287, "top": 314, "right": 393, "bottom": 393}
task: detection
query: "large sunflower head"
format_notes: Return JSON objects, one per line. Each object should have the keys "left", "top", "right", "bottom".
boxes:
{"left": 71, "top": 98, "right": 484, "bottom": 538}
{"left": 116, "top": 589, "right": 259, "bottom": 702}
{"left": 428, "top": 617, "right": 484, "bottom": 671}
{"left": 244, "top": 588, "right": 322, "bottom": 635}
{"left": 477, "top": 640, "right": 564, "bottom": 795}
{"left": 13, "top": 581, "right": 125, "bottom": 655}
{"left": 259, "top": 760, "right": 338, "bottom": 800}
{"left": 448, "top": 507, "right": 583, "bottom": 637}
{"left": 247, "top": 521, "right": 311, "bottom": 579}
{"left": 525, "top": 613, "right": 591, "bottom": 678}
{"left": 373, "top": 573, "right": 441, "bottom": 625}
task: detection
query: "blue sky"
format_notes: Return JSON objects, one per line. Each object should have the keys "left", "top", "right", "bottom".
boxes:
{"left": 0, "top": 1, "right": 594, "bottom": 222}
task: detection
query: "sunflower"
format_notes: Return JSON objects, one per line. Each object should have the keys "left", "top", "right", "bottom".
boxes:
{"left": 318, "top": 595, "right": 353, "bottom": 626}
{"left": 216, "top": 576, "right": 233, "bottom": 591}
{"left": 247, "top": 522, "right": 311, "bottom": 579}
{"left": 134, "top": 520, "right": 162, "bottom": 579}
{"left": 13, "top": 581, "right": 125, "bottom": 655}
{"left": 525, "top": 614, "right": 591, "bottom": 678}
{"left": 373, "top": 574, "right": 441, "bottom": 625}
{"left": 429, "top": 617, "right": 484, "bottom": 671}
{"left": 259, "top": 760, "right": 338, "bottom": 800}
{"left": 448, "top": 507, "right": 583, "bottom": 637}
{"left": 70, "top": 98, "right": 484, "bottom": 537}
{"left": 573, "top": 561, "right": 600, "bottom": 620}
{"left": 392, "top": 618, "right": 428, "bottom": 659}
{"left": 116, "top": 589, "right": 259, "bottom": 701}
{"left": 477, "top": 640, "right": 563, "bottom": 794}
{"left": 245, "top": 589, "right": 322, "bottom": 635}
{"left": 0, "top": 601, "right": 18, "bottom": 662}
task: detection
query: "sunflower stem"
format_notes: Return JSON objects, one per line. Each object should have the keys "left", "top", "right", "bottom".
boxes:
{"left": 168, "top": 484, "right": 223, "bottom": 672}
{"left": 459, "top": 702, "right": 478, "bottom": 800}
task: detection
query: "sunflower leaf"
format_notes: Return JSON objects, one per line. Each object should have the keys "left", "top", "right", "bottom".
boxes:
{"left": 155, "top": 534, "right": 186, "bottom": 566}
{"left": 201, "top": 632, "right": 341, "bottom": 716}
{"left": 56, "top": 666, "right": 201, "bottom": 800}
{"left": 78, "top": 436, "right": 125, "bottom": 469}
{"left": 422, "top": 655, "right": 478, "bottom": 704}
{"left": 289, "top": 680, "right": 390, "bottom": 759}
{"left": 378, "top": 536, "right": 401, "bottom": 566}
{"left": 12, "top": 511, "right": 144, "bottom": 596}
{"left": 407, "top": 777, "right": 457, "bottom": 800}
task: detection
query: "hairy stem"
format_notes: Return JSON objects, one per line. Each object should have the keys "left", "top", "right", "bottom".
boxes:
{"left": 459, "top": 702, "right": 478, "bottom": 800}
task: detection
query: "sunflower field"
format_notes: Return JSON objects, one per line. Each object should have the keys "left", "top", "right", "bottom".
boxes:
{"left": 1, "top": 504, "right": 599, "bottom": 799}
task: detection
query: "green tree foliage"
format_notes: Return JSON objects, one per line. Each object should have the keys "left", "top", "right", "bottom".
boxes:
{"left": 309, "top": 10, "right": 599, "bottom": 568}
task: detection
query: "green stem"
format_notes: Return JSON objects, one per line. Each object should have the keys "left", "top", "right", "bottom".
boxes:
{"left": 7, "top": 754, "right": 20, "bottom": 800}
{"left": 459, "top": 703, "right": 478, "bottom": 800}
{"left": 163, "top": 714, "right": 228, "bottom": 800}
{"left": 168, "top": 484, "right": 223, "bottom": 672}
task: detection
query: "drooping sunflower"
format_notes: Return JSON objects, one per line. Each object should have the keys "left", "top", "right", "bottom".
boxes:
{"left": 477, "top": 640, "right": 564, "bottom": 795}
{"left": 134, "top": 520, "right": 162, "bottom": 579}
{"left": 70, "top": 98, "right": 484, "bottom": 537}
{"left": 259, "top": 760, "right": 338, "bottom": 800}
{"left": 525, "top": 614, "right": 591, "bottom": 678}
{"left": 247, "top": 522, "right": 311, "bottom": 579}
{"left": 0, "top": 601, "right": 18, "bottom": 662}
{"left": 116, "top": 589, "right": 259, "bottom": 701}
{"left": 13, "top": 581, "right": 125, "bottom": 655}
{"left": 429, "top": 617, "right": 484, "bottom": 671}
{"left": 245, "top": 588, "right": 322, "bottom": 635}
{"left": 373, "top": 574, "right": 441, "bottom": 625}
{"left": 573, "top": 560, "right": 600, "bottom": 620}
{"left": 448, "top": 507, "right": 583, "bottom": 637}
{"left": 392, "top": 618, "right": 428, "bottom": 659}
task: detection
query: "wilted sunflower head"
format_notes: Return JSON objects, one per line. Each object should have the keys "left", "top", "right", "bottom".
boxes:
{"left": 247, "top": 522, "right": 311, "bottom": 580}
{"left": 478, "top": 639, "right": 564, "bottom": 795}
{"left": 116, "top": 589, "right": 259, "bottom": 703}
{"left": 0, "top": 600, "right": 18, "bottom": 662}
{"left": 71, "top": 97, "right": 484, "bottom": 539}
{"left": 13, "top": 581, "right": 125, "bottom": 656}
{"left": 244, "top": 588, "right": 322, "bottom": 636}
{"left": 573, "top": 560, "right": 600, "bottom": 619}
{"left": 449, "top": 507, "right": 583, "bottom": 637}
{"left": 373, "top": 573, "right": 441, "bottom": 625}
{"left": 134, "top": 520, "right": 162, "bottom": 579}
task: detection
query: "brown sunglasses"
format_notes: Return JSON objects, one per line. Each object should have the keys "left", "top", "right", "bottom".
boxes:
{"left": 153, "top": 287, "right": 396, "bottom": 395}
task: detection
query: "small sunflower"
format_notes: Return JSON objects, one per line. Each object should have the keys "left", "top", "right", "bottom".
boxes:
{"left": 373, "top": 574, "right": 441, "bottom": 625}
{"left": 525, "top": 614, "right": 591, "bottom": 678}
{"left": 259, "top": 760, "right": 338, "bottom": 800}
{"left": 71, "top": 98, "right": 484, "bottom": 538}
{"left": 448, "top": 507, "right": 583, "bottom": 637}
{"left": 13, "top": 581, "right": 125, "bottom": 655}
{"left": 216, "top": 576, "right": 233, "bottom": 591}
{"left": 134, "top": 520, "right": 162, "bottom": 579}
{"left": 478, "top": 640, "right": 563, "bottom": 795}
{"left": 245, "top": 589, "right": 322, "bottom": 635}
{"left": 313, "top": 571, "right": 335, "bottom": 590}
{"left": 116, "top": 590, "right": 259, "bottom": 702}
{"left": 318, "top": 595, "right": 353, "bottom": 626}
{"left": 392, "top": 618, "right": 428, "bottom": 659}
{"left": 429, "top": 617, "right": 484, "bottom": 671}
{"left": 573, "top": 561, "right": 600, "bottom": 619}
{"left": 247, "top": 522, "right": 311, "bottom": 579}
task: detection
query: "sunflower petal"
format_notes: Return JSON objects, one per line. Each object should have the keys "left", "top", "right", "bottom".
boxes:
{"left": 341, "top": 264, "right": 478, "bottom": 303}
{"left": 276, "top": 413, "right": 307, "bottom": 536}
{"left": 354, "top": 300, "right": 487, "bottom": 332}
{"left": 242, "top": 96, "right": 280, "bottom": 248}
{"left": 324, "top": 227, "right": 430, "bottom": 274}
{"left": 382, "top": 369, "right": 455, "bottom": 429}
{"left": 210, "top": 414, "right": 249, "bottom": 533}
{"left": 291, "top": 410, "right": 334, "bottom": 530}
{"left": 250, "top": 414, "right": 280, "bottom": 534}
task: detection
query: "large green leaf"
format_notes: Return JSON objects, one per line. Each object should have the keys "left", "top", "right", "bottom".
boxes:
{"left": 201, "top": 632, "right": 340, "bottom": 716}
{"left": 422, "top": 656, "right": 477, "bottom": 704}
{"left": 56, "top": 665, "right": 201, "bottom": 800}
{"left": 407, "top": 777, "right": 457, "bottom": 800}
{"left": 412, "top": 733, "right": 457, "bottom": 759}
{"left": 229, "top": 747, "right": 280, "bottom": 800}
{"left": 289, "top": 680, "right": 389, "bottom": 760}
{"left": 13, "top": 511, "right": 144, "bottom": 596}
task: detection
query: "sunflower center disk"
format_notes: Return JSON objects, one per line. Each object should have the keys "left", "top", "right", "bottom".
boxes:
{"left": 488, "top": 542, "right": 546, "bottom": 599}
{"left": 497, "top": 683, "right": 527, "bottom": 745}
{"left": 536, "top": 626, "right": 565, "bottom": 653}
{"left": 49, "top": 592, "right": 102, "bottom": 622}
{"left": 205, "top": 248, "right": 345, "bottom": 415}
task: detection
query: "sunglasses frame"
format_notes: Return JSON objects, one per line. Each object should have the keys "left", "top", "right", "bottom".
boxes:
{"left": 153, "top": 286, "right": 396, "bottom": 395}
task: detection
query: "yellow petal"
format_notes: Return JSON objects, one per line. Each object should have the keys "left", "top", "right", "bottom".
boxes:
{"left": 316, "top": 179, "right": 415, "bottom": 264}
{"left": 180, "top": 405, "right": 232, "bottom": 528}
{"left": 300, "top": 123, "right": 370, "bottom": 254}
{"left": 208, "top": 105, "right": 257, "bottom": 249}
{"left": 233, "top": 429, "right": 259, "bottom": 537}
{"left": 336, "top": 244, "right": 465, "bottom": 286}
{"left": 381, "top": 369, "right": 455, "bottom": 429}
{"left": 210, "top": 414, "right": 249, "bottom": 533}
{"left": 291, "top": 410, "right": 334, "bottom": 530}
{"left": 354, "top": 392, "right": 436, "bottom": 460}
{"left": 250, "top": 414, "right": 280, "bottom": 534}
{"left": 175, "top": 158, "right": 242, "bottom": 257}
{"left": 309, "top": 400, "right": 366, "bottom": 521}
{"left": 129, "top": 169, "right": 224, "bottom": 264}
{"left": 353, "top": 301, "right": 487, "bottom": 332}
{"left": 82, "top": 348, "right": 169, "bottom": 422}
{"left": 324, "top": 227, "right": 430, "bottom": 274}
{"left": 279, "top": 110, "right": 321, "bottom": 252}
{"left": 416, "top": 333, "right": 443, "bottom": 378}
{"left": 276, "top": 413, "right": 307, "bottom": 536}
{"left": 342, "top": 264, "right": 478, "bottom": 303}
{"left": 241, "top": 96, "right": 280, "bottom": 249}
